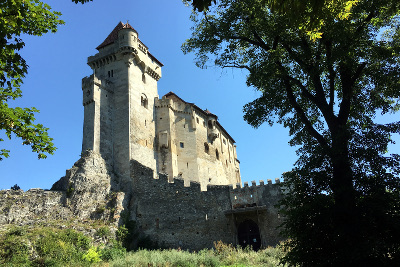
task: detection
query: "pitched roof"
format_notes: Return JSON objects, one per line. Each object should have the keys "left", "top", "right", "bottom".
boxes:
{"left": 96, "top": 22, "right": 138, "bottom": 50}
{"left": 163, "top": 92, "right": 235, "bottom": 143}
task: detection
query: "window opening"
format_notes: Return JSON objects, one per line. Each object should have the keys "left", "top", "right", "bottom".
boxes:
{"left": 208, "top": 120, "right": 213, "bottom": 129}
{"left": 141, "top": 94, "right": 148, "bottom": 108}
{"left": 216, "top": 149, "right": 219, "bottom": 160}
{"left": 180, "top": 142, "right": 184, "bottom": 148}
{"left": 204, "top": 143, "right": 209, "bottom": 154}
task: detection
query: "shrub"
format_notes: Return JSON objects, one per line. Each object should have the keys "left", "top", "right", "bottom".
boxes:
{"left": 82, "top": 246, "right": 102, "bottom": 263}
{"left": 66, "top": 182, "right": 74, "bottom": 198}
{"left": 0, "top": 228, "right": 31, "bottom": 266}
{"left": 95, "top": 204, "right": 106, "bottom": 214}
{"left": 11, "top": 184, "right": 20, "bottom": 190}
{"left": 101, "top": 240, "right": 126, "bottom": 261}
{"left": 96, "top": 226, "right": 111, "bottom": 238}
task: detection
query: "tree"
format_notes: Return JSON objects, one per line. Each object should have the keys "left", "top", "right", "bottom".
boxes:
{"left": 0, "top": 0, "right": 66, "bottom": 160}
{"left": 186, "top": 0, "right": 360, "bottom": 40}
{"left": 11, "top": 184, "right": 20, "bottom": 190}
{"left": 183, "top": 0, "right": 400, "bottom": 265}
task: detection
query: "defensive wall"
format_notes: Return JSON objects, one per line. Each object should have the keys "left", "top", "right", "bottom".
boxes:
{"left": 0, "top": 151, "right": 283, "bottom": 250}
{"left": 129, "top": 159, "right": 283, "bottom": 250}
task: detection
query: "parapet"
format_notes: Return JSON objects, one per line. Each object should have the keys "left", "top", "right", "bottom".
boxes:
{"left": 230, "top": 178, "right": 282, "bottom": 209}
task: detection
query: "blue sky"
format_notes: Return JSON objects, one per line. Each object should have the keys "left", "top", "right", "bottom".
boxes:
{"left": 0, "top": 0, "right": 398, "bottom": 190}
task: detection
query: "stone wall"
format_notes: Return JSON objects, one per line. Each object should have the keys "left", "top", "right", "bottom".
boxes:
{"left": 0, "top": 151, "right": 283, "bottom": 250}
{"left": 129, "top": 159, "right": 283, "bottom": 250}
{"left": 0, "top": 151, "right": 125, "bottom": 236}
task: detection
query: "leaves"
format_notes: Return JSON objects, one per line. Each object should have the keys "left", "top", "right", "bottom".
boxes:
{"left": 0, "top": 0, "right": 63, "bottom": 160}
{"left": 184, "top": 0, "right": 400, "bottom": 265}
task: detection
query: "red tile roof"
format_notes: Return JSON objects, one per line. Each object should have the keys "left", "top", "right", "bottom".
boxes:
{"left": 96, "top": 22, "right": 138, "bottom": 50}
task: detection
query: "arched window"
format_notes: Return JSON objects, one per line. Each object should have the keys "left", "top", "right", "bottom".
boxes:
{"left": 216, "top": 149, "right": 219, "bottom": 160}
{"left": 208, "top": 120, "right": 213, "bottom": 129}
{"left": 141, "top": 94, "right": 148, "bottom": 108}
{"left": 204, "top": 142, "right": 209, "bottom": 154}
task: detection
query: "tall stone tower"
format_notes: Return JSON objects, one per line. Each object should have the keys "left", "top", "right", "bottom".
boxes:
{"left": 81, "top": 22, "right": 163, "bottom": 188}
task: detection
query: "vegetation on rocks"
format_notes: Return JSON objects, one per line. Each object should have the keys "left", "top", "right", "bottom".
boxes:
{"left": 0, "top": 225, "right": 286, "bottom": 267}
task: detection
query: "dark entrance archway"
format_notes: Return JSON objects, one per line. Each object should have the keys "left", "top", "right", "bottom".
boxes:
{"left": 237, "top": 219, "right": 261, "bottom": 251}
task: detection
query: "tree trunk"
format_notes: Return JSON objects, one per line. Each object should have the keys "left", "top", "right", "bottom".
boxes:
{"left": 330, "top": 128, "right": 358, "bottom": 263}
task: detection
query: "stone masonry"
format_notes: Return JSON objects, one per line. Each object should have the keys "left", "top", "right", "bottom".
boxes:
{"left": 0, "top": 22, "right": 284, "bottom": 250}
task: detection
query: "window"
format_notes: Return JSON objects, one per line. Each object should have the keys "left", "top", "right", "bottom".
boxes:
{"left": 208, "top": 120, "right": 213, "bottom": 129}
{"left": 196, "top": 118, "right": 199, "bottom": 124}
{"left": 216, "top": 149, "right": 219, "bottom": 160}
{"left": 141, "top": 94, "right": 148, "bottom": 108}
{"left": 223, "top": 139, "right": 226, "bottom": 145}
{"left": 180, "top": 142, "right": 184, "bottom": 148}
{"left": 142, "top": 73, "right": 146, "bottom": 83}
{"left": 204, "top": 143, "right": 209, "bottom": 154}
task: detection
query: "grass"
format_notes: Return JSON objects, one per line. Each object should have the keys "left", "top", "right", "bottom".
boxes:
{"left": 0, "top": 226, "right": 287, "bottom": 267}
{"left": 109, "top": 243, "right": 287, "bottom": 267}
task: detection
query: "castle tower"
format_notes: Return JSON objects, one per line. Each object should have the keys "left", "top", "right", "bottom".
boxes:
{"left": 82, "top": 22, "right": 163, "bottom": 187}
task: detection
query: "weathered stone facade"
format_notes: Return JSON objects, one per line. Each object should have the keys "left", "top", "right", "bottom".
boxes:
{"left": 0, "top": 22, "right": 284, "bottom": 250}
{"left": 81, "top": 22, "right": 240, "bottom": 190}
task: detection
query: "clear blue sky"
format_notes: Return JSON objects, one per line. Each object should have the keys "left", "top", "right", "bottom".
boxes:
{"left": 0, "top": 0, "right": 398, "bottom": 190}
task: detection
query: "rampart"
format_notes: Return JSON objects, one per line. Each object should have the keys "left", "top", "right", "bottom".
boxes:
{"left": 129, "top": 160, "right": 283, "bottom": 250}
{"left": 0, "top": 151, "right": 283, "bottom": 250}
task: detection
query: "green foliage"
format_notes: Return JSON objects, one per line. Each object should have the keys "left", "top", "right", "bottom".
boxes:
{"left": 95, "top": 204, "right": 106, "bottom": 214}
{"left": 34, "top": 228, "right": 91, "bottom": 264}
{"left": 108, "top": 243, "right": 286, "bottom": 267}
{"left": 0, "top": 227, "right": 31, "bottom": 266}
{"left": 100, "top": 240, "right": 126, "bottom": 261}
{"left": 66, "top": 182, "right": 74, "bottom": 198}
{"left": 96, "top": 226, "right": 111, "bottom": 238}
{"left": 0, "top": 0, "right": 63, "bottom": 160}
{"left": 82, "top": 246, "right": 102, "bottom": 263}
{"left": 0, "top": 226, "right": 92, "bottom": 266}
{"left": 184, "top": 0, "right": 400, "bottom": 265}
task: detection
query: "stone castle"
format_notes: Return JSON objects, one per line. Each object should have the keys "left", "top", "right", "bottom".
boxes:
{"left": 0, "top": 22, "right": 283, "bottom": 250}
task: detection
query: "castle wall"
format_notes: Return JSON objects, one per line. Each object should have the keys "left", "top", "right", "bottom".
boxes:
{"left": 130, "top": 160, "right": 235, "bottom": 250}
{"left": 130, "top": 160, "right": 283, "bottom": 250}
{"left": 154, "top": 96, "right": 241, "bottom": 190}
{"left": 0, "top": 151, "right": 283, "bottom": 250}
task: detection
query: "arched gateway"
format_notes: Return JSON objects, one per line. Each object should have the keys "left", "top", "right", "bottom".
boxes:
{"left": 237, "top": 220, "right": 261, "bottom": 251}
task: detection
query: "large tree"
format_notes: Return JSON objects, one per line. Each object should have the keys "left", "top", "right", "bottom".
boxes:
{"left": 0, "top": 0, "right": 65, "bottom": 160}
{"left": 183, "top": 0, "right": 400, "bottom": 265}
{"left": 0, "top": 0, "right": 94, "bottom": 160}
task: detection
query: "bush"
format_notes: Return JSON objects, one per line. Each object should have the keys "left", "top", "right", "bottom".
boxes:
{"left": 0, "top": 228, "right": 31, "bottom": 266}
{"left": 11, "top": 184, "right": 20, "bottom": 190}
{"left": 82, "top": 247, "right": 102, "bottom": 263}
{"left": 101, "top": 240, "right": 126, "bottom": 261}
{"left": 35, "top": 228, "right": 91, "bottom": 264}
{"left": 96, "top": 226, "right": 111, "bottom": 238}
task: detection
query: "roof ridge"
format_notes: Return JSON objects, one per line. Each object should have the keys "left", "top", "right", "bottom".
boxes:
{"left": 96, "top": 21, "right": 138, "bottom": 50}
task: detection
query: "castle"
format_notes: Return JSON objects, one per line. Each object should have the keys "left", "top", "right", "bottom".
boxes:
{"left": 0, "top": 22, "right": 283, "bottom": 250}
{"left": 82, "top": 22, "right": 241, "bottom": 191}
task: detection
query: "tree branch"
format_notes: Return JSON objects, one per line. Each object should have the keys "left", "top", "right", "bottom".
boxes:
{"left": 221, "top": 64, "right": 251, "bottom": 71}
{"left": 324, "top": 38, "right": 336, "bottom": 112}
{"left": 283, "top": 77, "right": 330, "bottom": 152}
